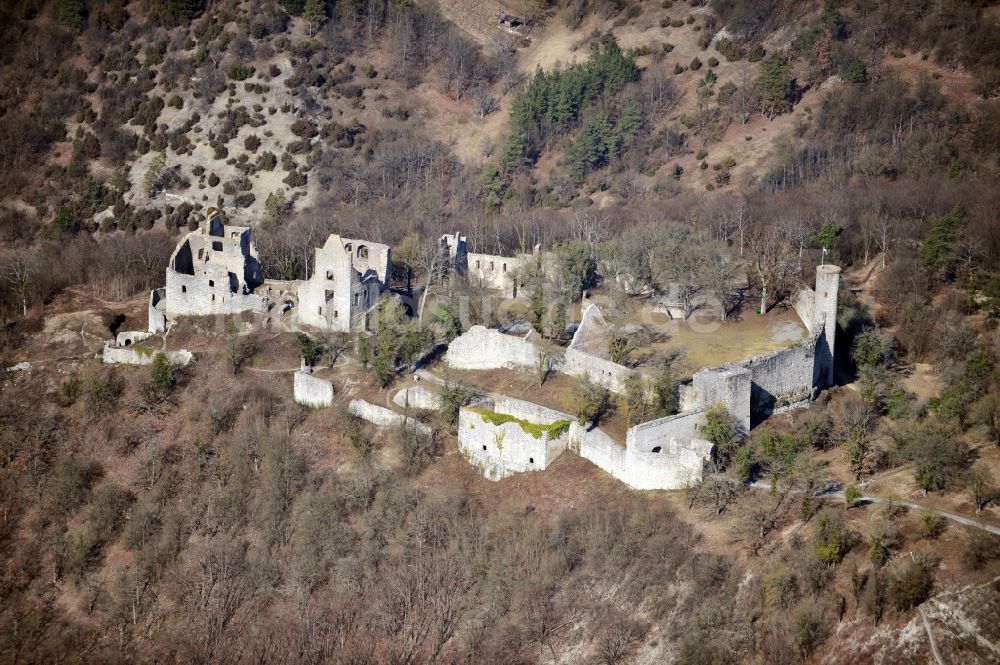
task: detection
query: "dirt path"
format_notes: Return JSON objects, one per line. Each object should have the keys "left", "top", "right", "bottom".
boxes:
{"left": 749, "top": 481, "right": 1000, "bottom": 536}
{"left": 920, "top": 606, "right": 946, "bottom": 665}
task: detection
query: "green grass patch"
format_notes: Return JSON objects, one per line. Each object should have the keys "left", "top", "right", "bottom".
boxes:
{"left": 468, "top": 408, "right": 571, "bottom": 440}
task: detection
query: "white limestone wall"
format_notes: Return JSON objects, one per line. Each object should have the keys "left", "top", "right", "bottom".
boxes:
{"left": 573, "top": 421, "right": 627, "bottom": 479}
{"left": 457, "top": 398, "right": 572, "bottom": 481}
{"left": 623, "top": 438, "right": 712, "bottom": 490}
{"left": 294, "top": 371, "right": 334, "bottom": 408}
{"left": 165, "top": 268, "right": 268, "bottom": 317}
{"left": 466, "top": 252, "right": 519, "bottom": 295}
{"left": 621, "top": 409, "right": 712, "bottom": 490}
{"left": 115, "top": 330, "right": 154, "bottom": 347}
{"left": 562, "top": 347, "right": 638, "bottom": 394}
{"left": 102, "top": 345, "right": 192, "bottom": 366}
{"left": 148, "top": 288, "right": 167, "bottom": 333}
{"left": 393, "top": 386, "right": 443, "bottom": 411}
{"left": 562, "top": 304, "right": 638, "bottom": 393}
{"left": 348, "top": 399, "right": 432, "bottom": 437}
{"left": 445, "top": 325, "right": 540, "bottom": 370}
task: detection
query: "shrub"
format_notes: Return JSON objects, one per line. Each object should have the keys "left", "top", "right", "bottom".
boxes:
{"left": 83, "top": 368, "right": 125, "bottom": 417}
{"left": 815, "top": 513, "right": 851, "bottom": 565}
{"left": 45, "top": 458, "right": 103, "bottom": 517}
{"left": 689, "top": 57, "right": 703, "bottom": 71}
{"left": 844, "top": 485, "right": 860, "bottom": 506}
{"left": 228, "top": 63, "right": 255, "bottom": 81}
{"left": 244, "top": 134, "right": 261, "bottom": 152}
{"left": 890, "top": 557, "right": 934, "bottom": 610}
{"left": 395, "top": 424, "right": 437, "bottom": 476}
{"left": 208, "top": 173, "right": 220, "bottom": 186}
{"left": 917, "top": 509, "right": 946, "bottom": 539}
{"left": 57, "top": 376, "right": 83, "bottom": 406}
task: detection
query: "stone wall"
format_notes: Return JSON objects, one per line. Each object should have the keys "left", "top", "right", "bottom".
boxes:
{"left": 393, "top": 385, "right": 443, "bottom": 411}
{"left": 102, "top": 344, "right": 192, "bottom": 366}
{"left": 466, "top": 252, "right": 520, "bottom": 296}
{"left": 573, "top": 421, "right": 627, "bottom": 479}
{"left": 445, "top": 325, "right": 540, "bottom": 370}
{"left": 793, "top": 287, "right": 816, "bottom": 333}
{"left": 348, "top": 399, "right": 432, "bottom": 437}
{"left": 294, "top": 371, "right": 334, "bottom": 408}
{"left": 622, "top": 409, "right": 712, "bottom": 490}
{"left": 115, "top": 330, "right": 154, "bottom": 347}
{"left": 148, "top": 288, "right": 167, "bottom": 333}
{"left": 562, "top": 347, "right": 638, "bottom": 393}
{"left": 691, "top": 365, "right": 752, "bottom": 432}
{"left": 457, "top": 397, "right": 572, "bottom": 481}
{"left": 562, "top": 304, "right": 638, "bottom": 393}
{"left": 743, "top": 330, "right": 819, "bottom": 416}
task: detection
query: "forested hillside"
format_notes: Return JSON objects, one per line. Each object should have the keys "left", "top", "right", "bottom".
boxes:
{"left": 0, "top": 1, "right": 998, "bottom": 664}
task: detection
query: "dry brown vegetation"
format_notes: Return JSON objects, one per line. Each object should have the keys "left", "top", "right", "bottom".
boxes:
{"left": 1, "top": 0, "right": 999, "bottom": 662}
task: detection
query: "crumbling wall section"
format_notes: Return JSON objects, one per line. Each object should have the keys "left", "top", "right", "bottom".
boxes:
{"left": 393, "top": 386, "right": 443, "bottom": 411}
{"left": 102, "top": 344, "right": 192, "bottom": 366}
{"left": 148, "top": 288, "right": 167, "bottom": 333}
{"left": 445, "top": 325, "right": 540, "bottom": 370}
{"left": 348, "top": 399, "right": 432, "bottom": 437}
{"left": 294, "top": 371, "right": 334, "bottom": 408}
{"left": 562, "top": 347, "right": 637, "bottom": 393}
{"left": 466, "top": 253, "right": 520, "bottom": 295}
{"left": 562, "top": 304, "right": 638, "bottom": 393}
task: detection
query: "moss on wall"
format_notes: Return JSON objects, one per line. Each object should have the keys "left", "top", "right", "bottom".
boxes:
{"left": 468, "top": 407, "right": 571, "bottom": 440}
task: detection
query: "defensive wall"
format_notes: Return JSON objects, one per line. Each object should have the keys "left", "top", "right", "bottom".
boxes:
{"left": 102, "top": 344, "right": 192, "bottom": 366}
{"left": 451, "top": 266, "right": 841, "bottom": 490}
{"left": 349, "top": 399, "right": 432, "bottom": 437}
{"left": 294, "top": 370, "right": 334, "bottom": 408}
{"left": 562, "top": 304, "right": 639, "bottom": 393}
{"left": 458, "top": 397, "right": 573, "bottom": 480}
{"left": 393, "top": 385, "right": 443, "bottom": 411}
{"left": 445, "top": 325, "right": 541, "bottom": 370}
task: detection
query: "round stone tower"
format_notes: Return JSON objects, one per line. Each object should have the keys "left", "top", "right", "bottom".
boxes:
{"left": 813, "top": 264, "right": 841, "bottom": 387}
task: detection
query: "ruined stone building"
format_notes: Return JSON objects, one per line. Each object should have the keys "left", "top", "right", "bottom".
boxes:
{"left": 150, "top": 213, "right": 391, "bottom": 333}
{"left": 297, "top": 235, "right": 391, "bottom": 332}
{"left": 439, "top": 232, "right": 553, "bottom": 298}
{"left": 162, "top": 215, "right": 268, "bottom": 320}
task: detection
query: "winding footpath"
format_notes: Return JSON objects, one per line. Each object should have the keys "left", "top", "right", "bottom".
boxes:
{"left": 749, "top": 481, "right": 1000, "bottom": 536}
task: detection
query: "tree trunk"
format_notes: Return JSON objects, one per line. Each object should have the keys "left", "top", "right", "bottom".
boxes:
{"left": 759, "top": 287, "right": 768, "bottom": 315}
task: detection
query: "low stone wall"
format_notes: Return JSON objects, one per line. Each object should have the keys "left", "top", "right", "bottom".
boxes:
{"left": 458, "top": 397, "right": 572, "bottom": 481}
{"left": 445, "top": 325, "right": 540, "bottom": 370}
{"left": 102, "top": 344, "right": 192, "bottom": 366}
{"left": 348, "top": 399, "right": 432, "bottom": 437}
{"left": 115, "top": 330, "right": 154, "bottom": 347}
{"left": 393, "top": 385, "right": 443, "bottom": 411}
{"left": 294, "top": 371, "right": 334, "bottom": 408}
{"left": 562, "top": 347, "right": 638, "bottom": 394}
{"left": 563, "top": 304, "right": 638, "bottom": 393}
